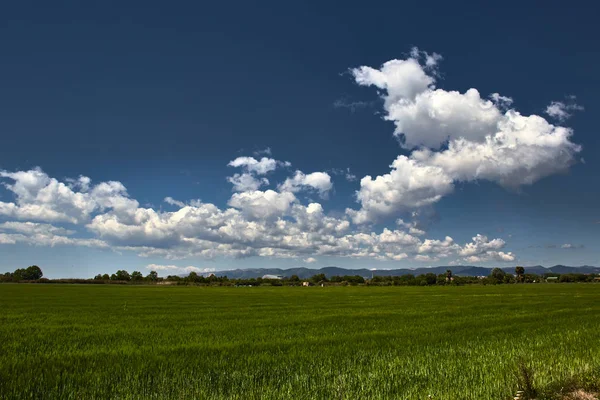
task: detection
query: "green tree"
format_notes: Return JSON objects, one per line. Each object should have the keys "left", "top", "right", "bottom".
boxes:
{"left": 310, "top": 273, "right": 328, "bottom": 284}
{"left": 94, "top": 274, "right": 103, "bottom": 280}
{"left": 131, "top": 271, "right": 143, "bottom": 281}
{"left": 515, "top": 266, "right": 525, "bottom": 283}
{"left": 187, "top": 272, "right": 200, "bottom": 283}
{"left": 490, "top": 268, "right": 506, "bottom": 284}
{"left": 146, "top": 271, "right": 158, "bottom": 282}
{"left": 101, "top": 274, "right": 110, "bottom": 280}
{"left": 24, "top": 265, "right": 43, "bottom": 280}
{"left": 114, "top": 270, "right": 131, "bottom": 281}
{"left": 12, "top": 268, "right": 26, "bottom": 281}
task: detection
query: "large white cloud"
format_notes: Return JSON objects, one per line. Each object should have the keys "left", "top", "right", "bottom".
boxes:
{"left": 347, "top": 156, "right": 453, "bottom": 224}
{"left": 0, "top": 168, "right": 138, "bottom": 223}
{"left": 349, "top": 49, "right": 582, "bottom": 223}
{"left": 0, "top": 166, "right": 514, "bottom": 263}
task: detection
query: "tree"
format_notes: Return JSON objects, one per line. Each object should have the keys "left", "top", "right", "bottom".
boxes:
{"left": 131, "top": 271, "right": 143, "bottom": 281}
{"left": 115, "top": 270, "right": 131, "bottom": 281}
{"left": 187, "top": 272, "right": 200, "bottom": 283}
{"left": 25, "top": 265, "right": 43, "bottom": 280}
{"left": 101, "top": 274, "right": 110, "bottom": 280}
{"left": 515, "top": 266, "right": 525, "bottom": 283}
{"left": 310, "top": 273, "right": 327, "bottom": 284}
{"left": 146, "top": 271, "right": 158, "bottom": 282}
{"left": 490, "top": 268, "right": 506, "bottom": 284}
{"left": 94, "top": 274, "right": 104, "bottom": 280}
{"left": 12, "top": 268, "right": 26, "bottom": 281}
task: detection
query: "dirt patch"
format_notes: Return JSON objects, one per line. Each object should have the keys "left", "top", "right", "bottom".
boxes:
{"left": 562, "top": 390, "right": 598, "bottom": 400}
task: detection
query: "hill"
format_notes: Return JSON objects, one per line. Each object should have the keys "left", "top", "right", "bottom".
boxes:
{"left": 208, "top": 265, "right": 600, "bottom": 279}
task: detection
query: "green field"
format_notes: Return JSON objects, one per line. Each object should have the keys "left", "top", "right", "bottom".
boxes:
{"left": 0, "top": 284, "right": 599, "bottom": 399}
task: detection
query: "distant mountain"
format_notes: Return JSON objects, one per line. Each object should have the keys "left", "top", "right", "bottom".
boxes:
{"left": 209, "top": 265, "right": 600, "bottom": 279}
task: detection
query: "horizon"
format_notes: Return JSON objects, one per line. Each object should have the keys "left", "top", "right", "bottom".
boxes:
{"left": 4, "top": 263, "right": 599, "bottom": 280}
{"left": 1, "top": 1, "right": 599, "bottom": 278}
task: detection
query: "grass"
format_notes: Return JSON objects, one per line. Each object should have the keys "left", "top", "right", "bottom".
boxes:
{"left": 0, "top": 284, "right": 599, "bottom": 399}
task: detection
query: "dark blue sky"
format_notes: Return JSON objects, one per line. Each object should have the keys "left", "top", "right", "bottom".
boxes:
{"left": 0, "top": 0, "right": 598, "bottom": 277}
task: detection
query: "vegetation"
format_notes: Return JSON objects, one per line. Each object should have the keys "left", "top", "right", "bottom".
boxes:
{"left": 3, "top": 265, "right": 599, "bottom": 286}
{"left": 0, "top": 284, "right": 599, "bottom": 399}
{"left": 1, "top": 265, "right": 43, "bottom": 282}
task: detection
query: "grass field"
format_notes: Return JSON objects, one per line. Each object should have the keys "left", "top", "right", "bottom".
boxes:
{"left": 0, "top": 284, "right": 599, "bottom": 399}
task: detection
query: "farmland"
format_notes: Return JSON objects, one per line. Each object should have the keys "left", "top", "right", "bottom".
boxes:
{"left": 0, "top": 284, "right": 599, "bottom": 399}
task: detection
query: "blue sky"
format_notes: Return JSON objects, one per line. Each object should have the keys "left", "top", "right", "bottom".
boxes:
{"left": 0, "top": 0, "right": 598, "bottom": 278}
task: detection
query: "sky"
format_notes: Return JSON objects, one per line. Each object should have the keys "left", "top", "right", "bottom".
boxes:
{"left": 0, "top": 0, "right": 598, "bottom": 278}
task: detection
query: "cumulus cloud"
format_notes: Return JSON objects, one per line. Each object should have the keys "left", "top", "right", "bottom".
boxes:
{"left": 304, "top": 257, "right": 317, "bottom": 263}
{"left": 228, "top": 190, "right": 296, "bottom": 220}
{"left": 347, "top": 156, "right": 453, "bottom": 224}
{"left": 227, "top": 173, "right": 269, "bottom": 192}
{"left": 459, "top": 235, "right": 515, "bottom": 263}
{"left": 0, "top": 168, "right": 138, "bottom": 223}
{"left": 279, "top": 171, "right": 333, "bottom": 197}
{"left": 348, "top": 49, "right": 581, "bottom": 223}
{"left": 226, "top": 155, "right": 291, "bottom": 192}
{"left": 228, "top": 156, "right": 290, "bottom": 175}
{"left": 0, "top": 166, "right": 515, "bottom": 263}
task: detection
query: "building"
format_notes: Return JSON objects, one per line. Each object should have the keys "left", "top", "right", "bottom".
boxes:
{"left": 302, "top": 281, "right": 310, "bottom": 287}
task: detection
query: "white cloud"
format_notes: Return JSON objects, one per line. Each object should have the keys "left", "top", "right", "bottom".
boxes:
{"left": 348, "top": 156, "right": 453, "bottom": 224}
{"left": 279, "top": 171, "right": 333, "bottom": 197}
{"left": 0, "top": 168, "right": 138, "bottom": 224}
{"left": 459, "top": 235, "right": 515, "bottom": 263}
{"left": 226, "top": 154, "right": 290, "bottom": 192}
{"left": 560, "top": 243, "right": 584, "bottom": 249}
{"left": 348, "top": 49, "right": 581, "bottom": 223}
{"left": 228, "top": 156, "right": 290, "bottom": 175}
{"left": 227, "top": 173, "right": 269, "bottom": 192}
{"left": 0, "top": 221, "right": 75, "bottom": 236}
{"left": 304, "top": 257, "right": 317, "bottom": 263}
{"left": 545, "top": 98, "right": 583, "bottom": 122}
{"left": 253, "top": 147, "right": 272, "bottom": 156}
{"left": 414, "top": 254, "right": 438, "bottom": 262}
{"left": 459, "top": 234, "right": 505, "bottom": 257}
{"left": 228, "top": 190, "right": 296, "bottom": 220}
{"left": 164, "top": 197, "right": 185, "bottom": 207}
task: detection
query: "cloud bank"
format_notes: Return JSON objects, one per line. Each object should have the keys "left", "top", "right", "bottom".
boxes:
{"left": 0, "top": 48, "right": 583, "bottom": 267}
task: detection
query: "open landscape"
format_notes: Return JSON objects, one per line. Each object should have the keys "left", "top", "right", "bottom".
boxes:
{"left": 1, "top": 2, "right": 598, "bottom": 399}
{"left": 1, "top": 284, "right": 599, "bottom": 399}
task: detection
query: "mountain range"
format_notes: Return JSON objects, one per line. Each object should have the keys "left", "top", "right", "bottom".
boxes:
{"left": 206, "top": 265, "right": 600, "bottom": 279}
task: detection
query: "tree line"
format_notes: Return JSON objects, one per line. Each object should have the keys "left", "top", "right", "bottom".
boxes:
{"left": 1, "top": 266, "right": 43, "bottom": 282}
{"left": 1, "top": 266, "right": 598, "bottom": 285}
